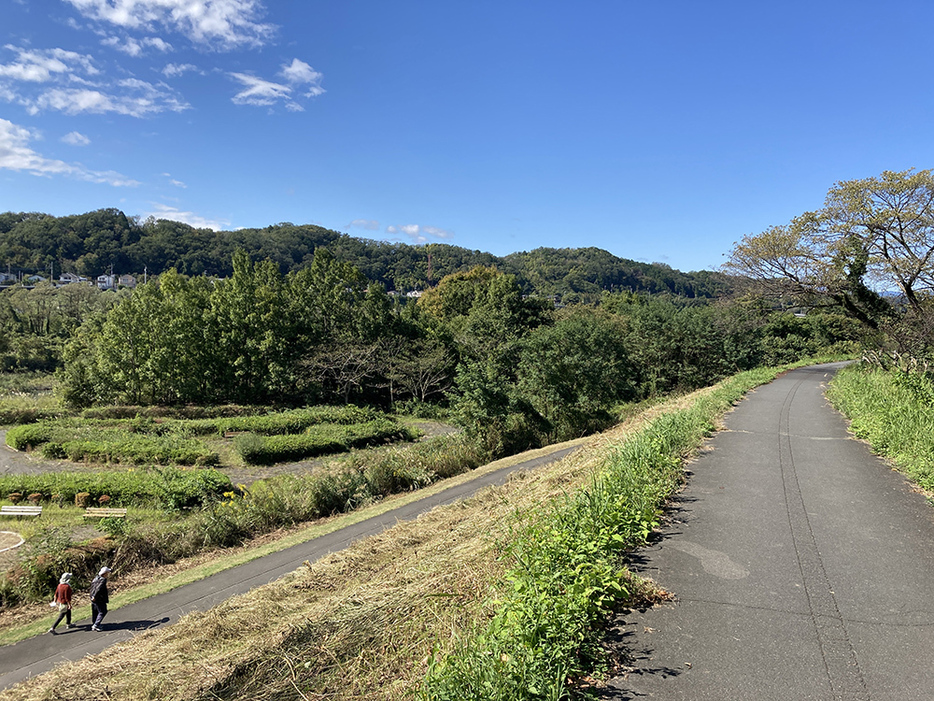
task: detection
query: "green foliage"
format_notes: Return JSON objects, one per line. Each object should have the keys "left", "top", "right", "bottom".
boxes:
{"left": 0, "top": 467, "right": 231, "bottom": 509}
{"left": 186, "top": 405, "right": 382, "bottom": 436}
{"left": 517, "top": 309, "right": 635, "bottom": 441}
{"left": 236, "top": 419, "right": 417, "bottom": 465}
{"left": 827, "top": 364, "right": 934, "bottom": 489}
{"left": 17, "top": 526, "right": 73, "bottom": 601}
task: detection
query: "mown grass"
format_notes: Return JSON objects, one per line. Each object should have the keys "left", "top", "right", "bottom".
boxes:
{"left": 0, "top": 362, "right": 799, "bottom": 701}
{"left": 827, "top": 363, "right": 934, "bottom": 490}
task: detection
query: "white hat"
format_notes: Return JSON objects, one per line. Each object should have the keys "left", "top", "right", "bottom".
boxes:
{"left": 98, "top": 566, "right": 111, "bottom": 576}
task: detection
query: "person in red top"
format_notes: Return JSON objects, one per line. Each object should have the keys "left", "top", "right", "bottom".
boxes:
{"left": 48, "top": 572, "right": 74, "bottom": 634}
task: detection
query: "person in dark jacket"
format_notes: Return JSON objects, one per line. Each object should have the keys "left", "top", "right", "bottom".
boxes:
{"left": 48, "top": 572, "right": 74, "bottom": 634}
{"left": 89, "top": 566, "right": 111, "bottom": 631}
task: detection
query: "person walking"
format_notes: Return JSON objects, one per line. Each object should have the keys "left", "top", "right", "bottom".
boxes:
{"left": 47, "top": 572, "right": 74, "bottom": 635}
{"left": 89, "top": 567, "right": 111, "bottom": 631}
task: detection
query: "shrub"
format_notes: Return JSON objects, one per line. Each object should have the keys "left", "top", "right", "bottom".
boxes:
{"left": 7, "top": 492, "right": 22, "bottom": 504}
{"left": 6, "top": 423, "right": 55, "bottom": 450}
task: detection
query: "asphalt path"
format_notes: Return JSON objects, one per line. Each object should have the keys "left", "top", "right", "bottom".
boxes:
{"left": 0, "top": 444, "right": 580, "bottom": 691}
{"left": 606, "top": 363, "right": 934, "bottom": 700}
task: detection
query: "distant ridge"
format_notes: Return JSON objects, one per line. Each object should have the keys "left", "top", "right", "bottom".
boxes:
{"left": 0, "top": 209, "right": 733, "bottom": 301}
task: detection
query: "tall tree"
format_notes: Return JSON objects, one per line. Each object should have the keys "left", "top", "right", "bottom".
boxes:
{"left": 724, "top": 169, "right": 934, "bottom": 328}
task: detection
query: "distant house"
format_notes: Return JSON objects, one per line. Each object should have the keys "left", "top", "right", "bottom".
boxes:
{"left": 0, "top": 273, "right": 16, "bottom": 285}
{"left": 58, "top": 272, "right": 88, "bottom": 285}
{"left": 118, "top": 274, "right": 137, "bottom": 288}
{"left": 96, "top": 274, "right": 116, "bottom": 290}
{"left": 405, "top": 290, "right": 423, "bottom": 298}
{"left": 25, "top": 275, "right": 46, "bottom": 284}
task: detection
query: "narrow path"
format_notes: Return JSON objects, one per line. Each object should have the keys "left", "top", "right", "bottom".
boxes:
{"left": 0, "top": 443, "right": 579, "bottom": 691}
{"left": 606, "top": 363, "right": 934, "bottom": 700}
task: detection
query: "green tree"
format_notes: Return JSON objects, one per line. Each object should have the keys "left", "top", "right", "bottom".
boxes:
{"left": 724, "top": 169, "right": 934, "bottom": 328}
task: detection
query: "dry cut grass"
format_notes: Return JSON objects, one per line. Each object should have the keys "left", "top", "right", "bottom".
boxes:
{"left": 0, "top": 387, "right": 718, "bottom": 701}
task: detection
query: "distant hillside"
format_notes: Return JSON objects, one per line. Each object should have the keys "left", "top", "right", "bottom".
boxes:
{"left": 0, "top": 209, "right": 733, "bottom": 299}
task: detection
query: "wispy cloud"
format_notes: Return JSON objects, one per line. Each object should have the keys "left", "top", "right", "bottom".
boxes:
{"left": 28, "top": 80, "right": 188, "bottom": 117}
{"left": 279, "top": 58, "right": 324, "bottom": 97}
{"left": 230, "top": 72, "right": 290, "bottom": 106}
{"left": 0, "top": 45, "right": 189, "bottom": 117}
{"left": 386, "top": 224, "right": 454, "bottom": 244}
{"left": 147, "top": 203, "right": 229, "bottom": 230}
{"left": 162, "top": 172, "right": 186, "bottom": 188}
{"left": 0, "top": 117, "right": 137, "bottom": 186}
{"left": 0, "top": 45, "right": 98, "bottom": 82}
{"left": 231, "top": 57, "right": 324, "bottom": 111}
{"left": 102, "top": 34, "right": 172, "bottom": 57}
{"left": 347, "top": 219, "right": 379, "bottom": 231}
{"left": 162, "top": 62, "right": 198, "bottom": 78}
{"left": 61, "top": 131, "right": 91, "bottom": 146}
{"left": 64, "top": 0, "right": 276, "bottom": 50}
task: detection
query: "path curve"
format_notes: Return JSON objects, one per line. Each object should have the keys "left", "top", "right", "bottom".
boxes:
{"left": 605, "top": 363, "right": 934, "bottom": 700}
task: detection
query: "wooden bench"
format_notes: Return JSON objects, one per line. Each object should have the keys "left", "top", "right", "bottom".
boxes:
{"left": 0, "top": 505, "right": 43, "bottom": 517}
{"left": 84, "top": 507, "right": 128, "bottom": 519}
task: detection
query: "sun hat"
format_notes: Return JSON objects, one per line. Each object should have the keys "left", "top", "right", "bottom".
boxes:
{"left": 60, "top": 572, "right": 73, "bottom": 584}
{"left": 98, "top": 567, "right": 111, "bottom": 576}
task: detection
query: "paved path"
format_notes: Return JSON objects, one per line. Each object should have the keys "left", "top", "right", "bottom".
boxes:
{"left": 606, "top": 363, "right": 934, "bottom": 700}
{"left": 0, "top": 444, "right": 579, "bottom": 691}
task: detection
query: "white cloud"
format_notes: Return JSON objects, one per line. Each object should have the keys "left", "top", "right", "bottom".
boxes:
{"left": 28, "top": 79, "right": 188, "bottom": 117}
{"left": 0, "top": 45, "right": 98, "bottom": 82}
{"left": 147, "top": 203, "right": 229, "bottom": 230}
{"left": 162, "top": 62, "right": 197, "bottom": 78}
{"left": 0, "top": 117, "right": 137, "bottom": 186}
{"left": 64, "top": 0, "right": 275, "bottom": 50}
{"left": 230, "top": 58, "right": 324, "bottom": 110}
{"left": 0, "top": 45, "right": 189, "bottom": 117}
{"left": 348, "top": 219, "right": 379, "bottom": 231}
{"left": 162, "top": 173, "right": 186, "bottom": 187}
{"left": 102, "top": 34, "right": 173, "bottom": 57}
{"left": 386, "top": 224, "right": 454, "bottom": 244}
{"left": 280, "top": 58, "right": 324, "bottom": 97}
{"left": 62, "top": 131, "right": 91, "bottom": 146}
{"left": 230, "top": 72, "right": 291, "bottom": 106}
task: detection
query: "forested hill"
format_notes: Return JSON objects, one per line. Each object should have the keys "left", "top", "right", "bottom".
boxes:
{"left": 0, "top": 209, "right": 731, "bottom": 299}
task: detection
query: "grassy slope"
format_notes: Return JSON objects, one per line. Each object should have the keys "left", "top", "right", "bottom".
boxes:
{"left": 827, "top": 363, "right": 934, "bottom": 490}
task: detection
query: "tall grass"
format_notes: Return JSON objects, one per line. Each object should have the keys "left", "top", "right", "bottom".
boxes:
{"left": 827, "top": 363, "right": 934, "bottom": 489}
{"left": 420, "top": 366, "right": 778, "bottom": 700}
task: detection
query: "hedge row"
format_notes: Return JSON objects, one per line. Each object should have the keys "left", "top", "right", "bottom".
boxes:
{"left": 184, "top": 405, "right": 386, "bottom": 437}
{"left": 237, "top": 420, "right": 418, "bottom": 465}
{"left": 0, "top": 467, "right": 231, "bottom": 509}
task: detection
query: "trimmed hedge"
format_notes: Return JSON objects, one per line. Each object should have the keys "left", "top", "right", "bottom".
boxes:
{"left": 237, "top": 420, "right": 418, "bottom": 465}
{"left": 0, "top": 467, "right": 231, "bottom": 509}
{"left": 185, "top": 405, "right": 385, "bottom": 437}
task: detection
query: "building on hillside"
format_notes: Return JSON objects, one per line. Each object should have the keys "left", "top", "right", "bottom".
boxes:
{"left": 96, "top": 274, "right": 116, "bottom": 290}
{"left": 118, "top": 274, "right": 137, "bottom": 288}
{"left": 58, "top": 272, "right": 88, "bottom": 284}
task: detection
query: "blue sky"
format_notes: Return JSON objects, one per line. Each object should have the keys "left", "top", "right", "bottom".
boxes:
{"left": 2, "top": 1, "right": 934, "bottom": 273}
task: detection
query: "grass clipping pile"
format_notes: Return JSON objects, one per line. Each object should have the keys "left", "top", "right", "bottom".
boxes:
{"left": 0, "top": 392, "right": 708, "bottom": 701}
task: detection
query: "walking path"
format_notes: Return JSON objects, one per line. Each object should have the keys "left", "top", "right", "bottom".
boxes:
{"left": 607, "top": 363, "right": 934, "bottom": 699}
{"left": 0, "top": 444, "right": 579, "bottom": 691}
